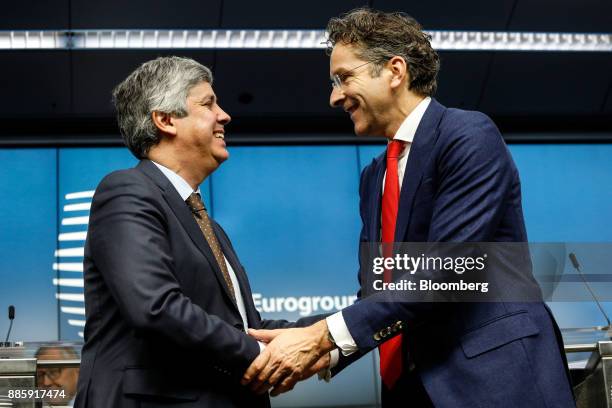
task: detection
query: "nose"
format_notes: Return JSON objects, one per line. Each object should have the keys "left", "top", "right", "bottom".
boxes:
{"left": 329, "top": 86, "right": 345, "bottom": 108}
{"left": 39, "top": 372, "right": 53, "bottom": 386}
{"left": 216, "top": 105, "right": 231, "bottom": 125}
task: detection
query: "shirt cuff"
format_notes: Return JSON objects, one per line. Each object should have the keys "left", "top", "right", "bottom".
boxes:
{"left": 317, "top": 350, "right": 339, "bottom": 383}
{"left": 258, "top": 341, "right": 266, "bottom": 353}
{"left": 329, "top": 348, "right": 339, "bottom": 368}
{"left": 326, "top": 312, "right": 358, "bottom": 356}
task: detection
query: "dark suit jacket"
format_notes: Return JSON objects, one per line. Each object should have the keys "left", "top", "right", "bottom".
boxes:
{"left": 334, "top": 99, "right": 575, "bottom": 407}
{"left": 75, "top": 160, "right": 292, "bottom": 408}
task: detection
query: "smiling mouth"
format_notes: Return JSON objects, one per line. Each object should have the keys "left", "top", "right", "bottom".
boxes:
{"left": 213, "top": 131, "right": 225, "bottom": 140}
{"left": 345, "top": 104, "right": 358, "bottom": 117}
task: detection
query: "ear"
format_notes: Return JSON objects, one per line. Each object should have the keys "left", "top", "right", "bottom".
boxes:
{"left": 151, "top": 111, "right": 178, "bottom": 136}
{"left": 387, "top": 56, "right": 409, "bottom": 90}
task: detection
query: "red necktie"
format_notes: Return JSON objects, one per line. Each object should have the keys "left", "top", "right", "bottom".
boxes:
{"left": 379, "top": 139, "right": 405, "bottom": 389}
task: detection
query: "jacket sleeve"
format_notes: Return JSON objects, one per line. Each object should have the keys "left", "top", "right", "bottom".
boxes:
{"left": 87, "top": 171, "right": 260, "bottom": 377}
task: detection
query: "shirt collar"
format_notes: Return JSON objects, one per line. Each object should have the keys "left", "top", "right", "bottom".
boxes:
{"left": 151, "top": 161, "right": 200, "bottom": 201}
{"left": 392, "top": 96, "right": 431, "bottom": 145}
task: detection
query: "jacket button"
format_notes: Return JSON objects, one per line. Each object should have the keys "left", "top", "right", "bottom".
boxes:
{"left": 234, "top": 323, "right": 244, "bottom": 331}
{"left": 374, "top": 333, "right": 381, "bottom": 341}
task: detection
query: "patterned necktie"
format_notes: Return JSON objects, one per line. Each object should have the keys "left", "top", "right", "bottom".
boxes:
{"left": 379, "top": 140, "right": 405, "bottom": 389}
{"left": 186, "top": 193, "right": 236, "bottom": 303}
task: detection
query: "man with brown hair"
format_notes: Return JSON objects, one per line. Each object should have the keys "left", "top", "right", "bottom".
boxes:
{"left": 242, "top": 8, "right": 575, "bottom": 407}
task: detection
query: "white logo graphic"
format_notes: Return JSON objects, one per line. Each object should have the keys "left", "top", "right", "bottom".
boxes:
{"left": 50, "top": 190, "right": 357, "bottom": 339}
{"left": 52, "top": 190, "right": 94, "bottom": 339}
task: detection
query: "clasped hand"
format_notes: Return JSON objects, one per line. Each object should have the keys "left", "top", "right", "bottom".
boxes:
{"left": 241, "top": 320, "right": 333, "bottom": 396}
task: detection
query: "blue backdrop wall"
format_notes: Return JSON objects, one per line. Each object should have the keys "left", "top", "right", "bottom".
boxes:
{"left": 0, "top": 143, "right": 611, "bottom": 407}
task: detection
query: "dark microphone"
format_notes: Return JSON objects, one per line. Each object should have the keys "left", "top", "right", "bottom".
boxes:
{"left": 569, "top": 253, "right": 580, "bottom": 270}
{"left": 568, "top": 253, "right": 610, "bottom": 329}
{"left": 4, "top": 305, "right": 15, "bottom": 343}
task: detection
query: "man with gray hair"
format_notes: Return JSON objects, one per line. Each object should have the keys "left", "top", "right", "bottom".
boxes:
{"left": 36, "top": 345, "right": 80, "bottom": 406}
{"left": 74, "top": 56, "right": 309, "bottom": 407}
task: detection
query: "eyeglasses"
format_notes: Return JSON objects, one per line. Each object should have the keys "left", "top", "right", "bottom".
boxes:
{"left": 331, "top": 61, "right": 373, "bottom": 89}
{"left": 37, "top": 368, "right": 63, "bottom": 383}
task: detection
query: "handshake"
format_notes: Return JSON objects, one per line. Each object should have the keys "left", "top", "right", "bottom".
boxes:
{"left": 241, "top": 320, "right": 336, "bottom": 396}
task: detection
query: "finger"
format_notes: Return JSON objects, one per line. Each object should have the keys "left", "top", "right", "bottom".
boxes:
{"left": 252, "top": 380, "right": 274, "bottom": 395}
{"left": 270, "top": 373, "right": 299, "bottom": 396}
{"left": 310, "top": 353, "right": 330, "bottom": 373}
{"left": 250, "top": 356, "right": 278, "bottom": 393}
{"left": 300, "top": 365, "right": 320, "bottom": 381}
{"left": 270, "top": 382, "right": 294, "bottom": 397}
{"left": 252, "top": 366, "right": 278, "bottom": 395}
{"left": 266, "top": 362, "right": 291, "bottom": 387}
{"left": 241, "top": 351, "right": 270, "bottom": 385}
{"left": 251, "top": 367, "right": 273, "bottom": 393}
{"left": 300, "top": 354, "right": 329, "bottom": 381}
{"left": 270, "top": 381, "right": 294, "bottom": 397}
{"left": 248, "top": 328, "right": 283, "bottom": 343}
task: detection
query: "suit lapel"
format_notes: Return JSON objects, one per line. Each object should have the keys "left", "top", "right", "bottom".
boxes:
{"left": 394, "top": 99, "right": 445, "bottom": 242}
{"left": 137, "top": 160, "right": 240, "bottom": 312}
{"left": 370, "top": 154, "right": 386, "bottom": 243}
{"left": 213, "top": 225, "right": 261, "bottom": 326}
{"left": 359, "top": 154, "right": 386, "bottom": 294}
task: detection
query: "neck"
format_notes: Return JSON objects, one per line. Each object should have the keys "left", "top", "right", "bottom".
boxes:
{"left": 148, "top": 147, "right": 211, "bottom": 190}
{"left": 383, "top": 92, "right": 426, "bottom": 140}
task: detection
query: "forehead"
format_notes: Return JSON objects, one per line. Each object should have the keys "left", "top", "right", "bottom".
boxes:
{"left": 330, "top": 43, "right": 366, "bottom": 74}
{"left": 36, "top": 349, "right": 64, "bottom": 359}
{"left": 187, "top": 81, "right": 214, "bottom": 99}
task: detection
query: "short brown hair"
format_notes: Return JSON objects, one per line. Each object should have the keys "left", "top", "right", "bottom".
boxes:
{"left": 326, "top": 7, "right": 440, "bottom": 96}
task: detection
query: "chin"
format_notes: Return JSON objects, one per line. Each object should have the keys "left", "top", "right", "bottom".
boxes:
{"left": 214, "top": 149, "right": 230, "bottom": 163}
{"left": 353, "top": 123, "right": 371, "bottom": 137}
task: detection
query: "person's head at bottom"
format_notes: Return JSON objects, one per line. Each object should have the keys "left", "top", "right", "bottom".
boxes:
{"left": 36, "top": 346, "right": 80, "bottom": 405}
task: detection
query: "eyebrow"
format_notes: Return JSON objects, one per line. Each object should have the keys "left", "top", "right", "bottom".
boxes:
{"left": 331, "top": 65, "right": 357, "bottom": 78}
{"left": 198, "top": 95, "right": 216, "bottom": 104}
{"left": 330, "top": 67, "right": 347, "bottom": 76}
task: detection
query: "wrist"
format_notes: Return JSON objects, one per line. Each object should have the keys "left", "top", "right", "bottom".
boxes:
{"left": 324, "top": 350, "right": 331, "bottom": 367}
{"left": 314, "top": 320, "right": 335, "bottom": 352}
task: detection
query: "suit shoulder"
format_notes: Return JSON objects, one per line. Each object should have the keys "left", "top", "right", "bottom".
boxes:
{"left": 438, "top": 108, "right": 504, "bottom": 148}
{"left": 441, "top": 108, "right": 497, "bottom": 134}
{"left": 93, "top": 167, "right": 157, "bottom": 203}
{"left": 97, "top": 167, "right": 147, "bottom": 189}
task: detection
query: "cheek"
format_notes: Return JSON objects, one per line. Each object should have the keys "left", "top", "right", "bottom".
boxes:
{"left": 205, "top": 111, "right": 218, "bottom": 126}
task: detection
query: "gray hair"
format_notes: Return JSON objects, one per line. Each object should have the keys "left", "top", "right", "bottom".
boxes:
{"left": 35, "top": 345, "right": 79, "bottom": 360}
{"left": 112, "top": 56, "right": 213, "bottom": 159}
{"left": 326, "top": 7, "right": 440, "bottom": 97}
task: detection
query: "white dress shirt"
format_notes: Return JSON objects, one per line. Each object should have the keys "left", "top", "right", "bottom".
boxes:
{"left": 151, "top": 161, "right": 253, "bottom": 339}
{"left": 326, "top": 97, "right": 432, "bottom": 366}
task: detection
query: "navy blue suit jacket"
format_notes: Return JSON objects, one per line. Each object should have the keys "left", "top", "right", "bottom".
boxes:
{"left": 75, "top": 160, "right": 295, "bottom": 408}
{"left": 335, "top": 99, "right": 575, "bottom": 407}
